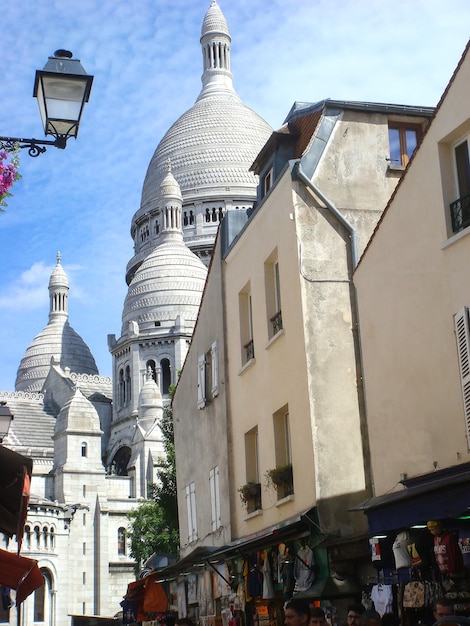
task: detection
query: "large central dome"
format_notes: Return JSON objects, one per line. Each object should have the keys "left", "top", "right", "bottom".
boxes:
{"left": 126, "top": 1, "right": 272, "bottom": 282}
{"left": 140, "top": 93, "right": 272, "bottom": 213}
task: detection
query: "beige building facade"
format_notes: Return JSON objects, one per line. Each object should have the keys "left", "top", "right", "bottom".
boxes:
{"left": 354, "top": 42, "right": 470, "bottom": 523}
{"left": 171, "top": 98, "right": 433, "bottom": 619}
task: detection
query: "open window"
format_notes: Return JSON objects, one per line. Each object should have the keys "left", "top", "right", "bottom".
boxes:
{"left": 449, "top": 137, "right": 470, "bottom": 233}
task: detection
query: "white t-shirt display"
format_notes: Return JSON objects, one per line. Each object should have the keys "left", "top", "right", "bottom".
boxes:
{"left": 392, "top": 531, "right": 412, "bottom": 569}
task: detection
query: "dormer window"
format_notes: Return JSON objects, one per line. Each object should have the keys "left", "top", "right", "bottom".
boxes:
{"left": 263, "top": 167, "right": 273, "bottom": 197}
{"left": 388, "top": 123, "right": 421, "bottom": 168}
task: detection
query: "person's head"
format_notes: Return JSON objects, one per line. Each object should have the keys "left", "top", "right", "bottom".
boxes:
{"left": 347, "top": 604, "right": 366, "bottom": 626}
{"left": 361, "top": 610, "right": 381, "bottom": 626}
{"left": 310, "top": 607, "right": 326, "bottom": 626}
{"left": 285, "top": 599, "right": 311, "bottom": 626}
{"left": 381, "top": 613, "right": 400, "bottom": 626}
{"left": 427, "top": 520, "right": 443, "bottom": 537}
{"left": 434, "top": 598, "right": 454, "bottom": 621}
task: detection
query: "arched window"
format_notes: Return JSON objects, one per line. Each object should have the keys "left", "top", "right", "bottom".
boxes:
{"left": 146, "top": 360, "right": 157, "bottom": 383}
{"left": 118, "top": 527, "right": 126, "bottom": 556}
{"left": 160, "top": 358, "right": 171, "bottom": 395}
{"left": 25, "top": 525, "right": 31, "bottom": 549}
{"left": 34, "top": 525, "right": 41, "bottom": 549}
{"left": 189, "top": 210, "right": 195, "bottom": 225}
{"left": 205, "top": 208, "right": 211, "bottom": 222}
{"left": 81, "top": 442, "right": 87, "bottom": 458}
{"left": 34, "top": 569, "right": 52, "bottom": 623}
{"left": 50, "top": 527, "right": 55, "bottom": 549}
{"left": 111, "top": 447, "right": 131, "bottom": 477}
{"left": 119, "top": 369, "right": 124, "bottom": 407}
{"left": 125, "top": 366, "right": 131, "bottom": 403}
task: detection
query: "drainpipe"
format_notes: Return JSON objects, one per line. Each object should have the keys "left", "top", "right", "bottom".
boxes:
{"left": 291, "top": 159, "right": 373, "bottom": 496}
{"left": 292, "top": 160, "right": 358, "bottom": 269}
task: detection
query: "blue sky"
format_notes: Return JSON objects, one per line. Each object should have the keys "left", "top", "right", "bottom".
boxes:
{"left": 0, "top": 0, "right": 469, "bottom": 390}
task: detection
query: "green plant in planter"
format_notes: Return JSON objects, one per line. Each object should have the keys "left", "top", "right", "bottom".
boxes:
{"left": 238, "top": 481, "right": 261, "bottom": 506}
{"left": 265, "top": 464, "right": 293, "bottom": 489}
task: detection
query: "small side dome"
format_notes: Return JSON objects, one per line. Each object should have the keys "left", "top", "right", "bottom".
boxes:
{"left": 138, "top": 368, "right": 163, "bottom": 423}
{"left": 201, "top": 1, "right": 229, "bottom": 37}
{"left": 49, "top": 252, "right": 69, "bottom": 289}
{"left": 159, "top": 160, "right": 183, "bottom": 201}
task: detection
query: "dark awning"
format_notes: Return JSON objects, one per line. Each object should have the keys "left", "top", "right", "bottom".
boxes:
{"left": 152, "top": 507, "right": 318, "bottom": 580}
{"left": 0, "top": 445, "right": 33, "bottom": 544}
{"left": 352, "top": 464, "right": 470, "bottom": 534}
{"left": 0, "top": 548, "right": 44, "bottom": 604}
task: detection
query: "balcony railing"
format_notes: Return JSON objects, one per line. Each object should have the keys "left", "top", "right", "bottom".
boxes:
{"left": 244, "top": 339, "right": 254, "bottom": 362}
{"left": 450, "top": 192, "right": 470, "bottom": 233}
{"left": 270, "top": 310, "right": 283, "bottom": 335}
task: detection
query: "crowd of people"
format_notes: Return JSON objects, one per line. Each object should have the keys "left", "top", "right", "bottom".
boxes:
{"left": 282, "top": 597, "right": 465, "bottom": 626}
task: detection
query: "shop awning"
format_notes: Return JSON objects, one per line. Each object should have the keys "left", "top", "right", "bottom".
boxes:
{"left": 152, "top": 507, "right": 318, "bottom": 581}
{"left": 0, "top": 548, "right": 44, "bottom": 604}
{"left": 0, "top": 445, "right": 33, "bottom": 545}
{"left": 352, "top": 464, "right": 470, "bottom": 534}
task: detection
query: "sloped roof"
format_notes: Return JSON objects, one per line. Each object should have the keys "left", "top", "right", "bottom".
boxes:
{"left": 0, "top": 392, "right": 55, "bottom": 455}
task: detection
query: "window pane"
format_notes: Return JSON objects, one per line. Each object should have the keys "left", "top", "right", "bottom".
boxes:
{"left": 388, "top": 128, "right": 401, "bottom": 165}
{"left": 456, "top": 140, "right": 470, "bottom": 197}
{"left": 405, "top": 129, "right": 418, "bottom": 161}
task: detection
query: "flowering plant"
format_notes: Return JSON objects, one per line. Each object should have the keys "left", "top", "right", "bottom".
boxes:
{"left": 0, "top": 145, "right": 21, "bottom": 210}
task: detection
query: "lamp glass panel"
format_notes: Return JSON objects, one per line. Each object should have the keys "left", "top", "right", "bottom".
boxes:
{"left": 42, "top": 75, "right": 88, "bottom": 107}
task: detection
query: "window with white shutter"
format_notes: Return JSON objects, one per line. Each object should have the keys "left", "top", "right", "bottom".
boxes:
{"left": 197, "top": 354, "right": 206, "bottom": 409}
{"left": 185, "top": 482, "right": 198, "bottom": 543}
{"left": 209, "top": 466, "right": 221, "bottom": 531}
{"left": 454, "top": 307, "right": 470, "bottom": 447}
{"left": 211, "top": 341, "right": 219, "bottom": 397}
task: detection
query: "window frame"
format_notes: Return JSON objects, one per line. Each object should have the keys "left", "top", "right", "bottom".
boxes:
{"left": 388, "top": 122, "right": 422, "bottom": 168}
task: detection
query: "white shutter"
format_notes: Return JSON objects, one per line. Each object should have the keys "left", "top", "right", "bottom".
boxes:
{"left": 190, "top": 481, "right": 197, "bottom": 541}
{"left": 209, "top": 466, "right": 221, "bottom": 531}
{"left": 214, "top": 466, "right": 221, "bottom": 529}
{"left": 209, "top": 467, "right": 217, "bottom": 531}
{"left": 197, "top": 354, "right": 206, "bottom": 409}
{"left": 185, "top": 484, "right": 192, "bottom": 543}
{"left": 211, "top": 341, "right": 219, "bottom": 397}
{"left": 454, "top": 307, "right": 470, "bottom": 447}
{"left": 186, "top": 482, "right": 198, "bottom": 542}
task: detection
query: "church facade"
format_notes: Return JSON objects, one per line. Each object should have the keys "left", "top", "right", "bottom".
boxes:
{"left": 0, "top": 3, "right": 271, "bottom": 625}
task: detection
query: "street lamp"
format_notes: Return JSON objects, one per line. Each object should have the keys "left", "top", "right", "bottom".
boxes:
{"left": 0, "top": 401, "right": 13, "bottom": 442}
{"left": 0, "top": 50, "right": 94, "bottom": 157}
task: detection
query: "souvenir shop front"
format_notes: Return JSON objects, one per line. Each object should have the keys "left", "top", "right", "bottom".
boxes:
{"left": 128, "top": 508, "right": 368, "bottom": 626}
{"left": 353, "top": 463, "right": 470, "bottom": 626}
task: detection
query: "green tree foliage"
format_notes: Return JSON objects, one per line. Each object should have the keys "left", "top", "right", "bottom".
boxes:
{"left": 127, "top": 401, "right": 179, "bottom": 567}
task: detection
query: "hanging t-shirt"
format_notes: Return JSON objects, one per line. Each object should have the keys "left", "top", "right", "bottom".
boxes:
{"left": 369, "top": 536, "right": 395, "bottom": 570}
{"left": 459, "top": 528, "right": 470, "bottom": 568}
{"left": 371, "top": 584, "right": 393, "bottom": 617}
{"left": 392, "top": 531, "right": 412, "bottom": 569}
{"left": 261, "top": 550, "right": 275, "bottom": 599}
{"left": 433, "top": 530, "right": 464, "bottom": 574}
{"left": 293, "top": 545, "right": 315, "bottom": 591}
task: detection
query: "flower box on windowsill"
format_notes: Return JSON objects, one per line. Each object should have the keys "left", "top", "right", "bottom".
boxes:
{"left": 265, "top": 464, "right": 294, "bottom": 499}
{"left": 238, "top": 482, "right": 262, "bottom": 513}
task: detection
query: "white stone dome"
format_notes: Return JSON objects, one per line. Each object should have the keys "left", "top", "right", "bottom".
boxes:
{"left": 16, "top": 255, "right": 98, "bottom": 392}
{"left": 139, "top": 94, "right": 272, "bottom": 215}
{"left": 121, "top": 239, "right": 207, "bottom": 337}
